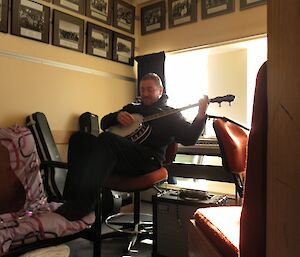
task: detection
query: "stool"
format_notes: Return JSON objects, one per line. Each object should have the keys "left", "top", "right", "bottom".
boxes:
{"left": 101, "top": 142, "right": 177, "bottom": 254}
{"left": 104, "top": 167, "right": 168, "bottom": 253}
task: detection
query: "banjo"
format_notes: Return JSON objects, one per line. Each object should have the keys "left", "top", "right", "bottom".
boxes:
{"left": 108, "top": 94, "right": 235, "bottom": 143}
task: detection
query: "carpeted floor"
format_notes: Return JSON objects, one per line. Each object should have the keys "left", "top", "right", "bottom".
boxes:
{"left": 19, "top": 237, "right": 152, "bottom": 257}
{"left": 66, "top": 236, "right": 152, "bottom": 257}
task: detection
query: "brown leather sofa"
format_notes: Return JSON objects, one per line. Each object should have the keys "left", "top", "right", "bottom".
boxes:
{"left": 188, "top": 61, "right": 267, "bottom": 257}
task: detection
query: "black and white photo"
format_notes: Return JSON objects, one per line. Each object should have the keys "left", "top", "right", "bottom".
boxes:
{"left": 169, "top": 0, "right": 197, "bottom": 28}
{"left": 113, "top": 32, "right": 134, "bottom": 65}
{"left": 87, "top": 22, "right": 113, "bottom": 59}
{"left": 141, "top": 1, "right": 166, "bottom": 35}
{"left": 53, "top": 0, "right": 85, "bottom": 14}
{"left": 0, "top": 0, "right": 9, "bottom": 33}
{"left": 11, "top": 0, "right": 50, "bottom": 42}
{"left": 240, "top": 0, "right": 266, "bottom": 10}
{"left": 53, "top": 10, "right": 84, "bottom": 52}
{"left": 201, "top": 0, "right": 235, "bottom": 19}
{"left": 113, "top": 0, "right": 135, "bottom": 34}
{"left": 86, "top": 0, "right": 113, "bottom": 25}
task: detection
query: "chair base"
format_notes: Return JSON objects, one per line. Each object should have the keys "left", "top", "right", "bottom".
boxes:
{"left": 104, "top": 212, "right": 153, "bottom": 253}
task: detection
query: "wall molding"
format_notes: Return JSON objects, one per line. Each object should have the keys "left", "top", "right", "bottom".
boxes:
{"left": 0, "top": 49, "right": 136, "bottom": 82}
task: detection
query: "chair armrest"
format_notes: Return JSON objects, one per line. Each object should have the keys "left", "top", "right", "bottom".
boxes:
{"left": 208, "top": 115, "right": 250, "bottom": 131}
{"left": 40, "top": 160, "right": 68, "bottom": 170}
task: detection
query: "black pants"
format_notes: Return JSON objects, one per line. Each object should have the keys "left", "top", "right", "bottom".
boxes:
{"left": 63, "top": 131, "right": 161, "bottom": 211}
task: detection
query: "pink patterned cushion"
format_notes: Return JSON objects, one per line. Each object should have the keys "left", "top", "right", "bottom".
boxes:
{"left": 0, "top": 126, "right": 95, "bottom": 255}
{"left": 0, "top": 202, "right": 95, "bottom": 255}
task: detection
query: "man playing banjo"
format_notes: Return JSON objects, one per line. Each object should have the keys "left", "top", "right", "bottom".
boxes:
{"left": 56, "top": 73, "right": 209, "bottom": 221}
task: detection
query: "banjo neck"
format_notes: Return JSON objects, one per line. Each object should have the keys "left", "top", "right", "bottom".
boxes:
{"left": 143, "top": 103, "right": 199, "bottom": 123}
{"left": 142, "top": 94, "right": 235, "bottom": 123}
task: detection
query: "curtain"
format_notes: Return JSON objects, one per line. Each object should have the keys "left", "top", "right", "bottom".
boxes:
{"left": 134, "top": 51, "right": 166, "bottom": 95}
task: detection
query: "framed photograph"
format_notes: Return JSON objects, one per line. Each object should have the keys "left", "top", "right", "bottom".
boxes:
{"left": 53, "top": 10, "right": 84, "bottom": 52}
{"left": 53, "top": 0, "right": 85, "bottom": 14}
{"left": 141, "top": 1, "right": 166, "bottom": 35}
{"left": 86, "top": 22, "right": 113, "bottom": 60}
{"left": 86, "top": 0, "right": 113, "bottom": 25}
{"left": 113, "top": 32, "right": 134, "bottom": 66}
{"left": 168, "top": 0, "right": 197, "bottom": 28}
{"left": 0, "top": 0, "right": 9, "bottom": 33}
{"left": 201, "top": 0, "right": 235, "bottom": 19}
{"left": 11, "top": 0, "right": 50, "bottom": 43}
{"left": 113, "top": 0, "right": 135, "bottom": 34}
{"left": 240, "top": 0, "right": 266, "bottom": 10}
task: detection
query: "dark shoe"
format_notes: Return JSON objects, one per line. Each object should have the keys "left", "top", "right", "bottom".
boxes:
{"left": 55, "top": 202, "right": 92, "bottom": 221}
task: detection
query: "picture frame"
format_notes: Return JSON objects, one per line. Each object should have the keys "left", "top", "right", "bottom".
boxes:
{"left": 86, "top": 0, "right": 113, "bottom": 25}
{"left": 168, "top": 0, "right": 197, "bottom": 28}
{"left": 201, "top": 0, "right": 235, "bottom": 19}
{"left": 240, "top": 0, "right": 266, "bottom": 10}
{"left": 0, "top": 0, "right": 9, "bottom": 33}
{"left": 11, "top": 0, "right": 50, "bottom": 43}
{"left": 141, "top": 1, "right": 166, "bottom": 35}
{"left": 113, "top": 32, "right": 134, "bottom": 66}
{"left": 86, "top": 22, "right": 113, "bottom": 60}
{"left": 53, "top": 10, "right": 84, "bottom": 52}
{"left": 53, "top": 0, "right": 85, "bottom": 14}
{"left": 113, "top": 0, "right": 135, "bottom": 34}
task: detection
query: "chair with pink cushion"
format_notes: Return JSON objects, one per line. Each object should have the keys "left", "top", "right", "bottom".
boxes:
{"left": 0, "top": 125, "right": 96, "bottom": 257}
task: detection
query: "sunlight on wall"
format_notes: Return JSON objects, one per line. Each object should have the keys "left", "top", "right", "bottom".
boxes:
{"left": 243, "top": 38, "right": 268, "bottom": 124}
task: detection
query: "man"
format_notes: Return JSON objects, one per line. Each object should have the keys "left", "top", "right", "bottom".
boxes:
{"left": 56, "top": 73, "right": 209, "bottom": 221}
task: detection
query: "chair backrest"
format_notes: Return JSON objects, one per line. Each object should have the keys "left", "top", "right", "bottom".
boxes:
{"left": 240, "top": 61, "right": 267, "bottom": 257}
{"left": 164, "top": 141, "right": 178, "bottom": 165}
{"left": 79, "top": 112, "right": 100, "bottom": 136}
{"left": 213, "top": 118, "right": 249, "bottom": 197}
{"left": 26, "top": 112, "right": 67, "bottom": 201}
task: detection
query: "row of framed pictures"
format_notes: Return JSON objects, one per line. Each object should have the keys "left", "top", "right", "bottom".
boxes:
{"left": 141, "top": 0, "right": 266, "bottom": 35}
{"left": 0, "top": 0, "right": 135, "bottom": 65}
{"left": 52, "top": 0, "right": 135, "bottom": 34}
{"left": 47, "top": 0, "right": 135, "bottom": 34}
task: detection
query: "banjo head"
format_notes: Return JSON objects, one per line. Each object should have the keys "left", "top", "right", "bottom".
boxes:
{"left": 108, "top": 114, "right": 143, "bottom": 137}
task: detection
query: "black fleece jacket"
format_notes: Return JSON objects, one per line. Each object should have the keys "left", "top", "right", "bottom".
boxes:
{"left": 100, "top": 94, "right": 206, "bottom": 163}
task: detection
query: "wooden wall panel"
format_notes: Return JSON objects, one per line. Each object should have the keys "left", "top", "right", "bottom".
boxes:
{"left": 267, "top": 1, "right": 300, "bottom": 256}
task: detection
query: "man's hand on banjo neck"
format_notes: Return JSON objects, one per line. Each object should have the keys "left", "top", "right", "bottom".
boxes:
{"left": 197, "top": 95, "right": 209, "bottom": 120}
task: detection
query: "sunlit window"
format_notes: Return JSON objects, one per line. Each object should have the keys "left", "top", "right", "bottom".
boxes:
{"left": 165, "top": 49, "right": 208, "bottom": 122}
{"left": 164, "top": 36, "right": 267, "bottom": 193}
{"left": 165, "top": 36, "right": 267, "bottom": 132}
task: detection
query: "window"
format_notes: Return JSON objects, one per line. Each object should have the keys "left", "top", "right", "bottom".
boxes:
{"left": 165, "top": 36, "right": 267, "bottom": 193}
{"left": 165, "top": 36, "right": 267, "bottom": 134}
